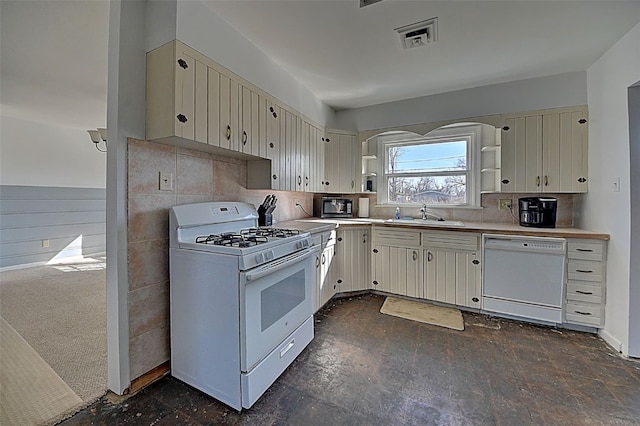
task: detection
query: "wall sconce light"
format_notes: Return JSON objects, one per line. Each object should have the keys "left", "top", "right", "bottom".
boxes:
{"left": 87, "top": 128, "right": 107, "bottom": 152}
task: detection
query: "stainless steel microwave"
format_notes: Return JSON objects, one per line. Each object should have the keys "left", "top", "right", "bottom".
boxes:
{"left": 314, "top": 198, "right": 353, "bottom": 218}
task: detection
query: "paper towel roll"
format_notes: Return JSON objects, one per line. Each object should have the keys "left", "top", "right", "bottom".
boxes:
{"left": 358, "top": 198, "right": 370, "bottom": 218}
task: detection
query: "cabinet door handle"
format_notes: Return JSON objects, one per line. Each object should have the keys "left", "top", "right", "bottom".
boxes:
{"left": 298, "top": 176, "right": 302, "bottom": 186}
{"left": 575, "top": 290, "right": 594, "bottom": 295}
{"left": 177, "top": 58, "right": 188, "bottom": 69}
{"left": 243, "top": 130, "right": 247, "bottom": 145}
{"left": 269, "top": 142, "right": 275, "bottom": 149}
{"left": 337, "top": 279, "right": 343, "bottom": 284}
{"left": 502, "top": 126, "right": 510, "bottom": 131}
{"left": 576, "top": 248, "right": 593, "bottom": 252}
{"left": 575, "top": 311, "right": 592, "bottom": 316}
{"left": 305, "top": 176, "right": 309, "bottom": 186}
{"left": 427, "top": 251, "right": 433, "bottom": 262}
{"left": 472, "top": 259, "right": 480, "bottom": 265}
{"left": 321, "top": 254, "right": 326, "bottom": 265}
{"left": 372, "top": 280, "right": 378, "bottom": 286}
{"left": 177, "top": 114, "right": 188, "bottom": 123}
{"left": 272, "top": 174, "right": 278, "bottom": 180}
{"left": 412, "top": 251, "right": 418, "bottom": 261}
{"left": 337, "top": 237, "right": 343, "bottom": 242}
{"left": 372, "top": 248, "right": 379, "bottom": 254}
{"left": 316, "top": 256, "right": 320, "bottom": 268}
{"left": 576, "top": 269, "right": 594, "bottom": 273}
{"left": 536, "top": 176, "right": 541, "bottom": 187}
{"left": 578, "top": 177, "right": 587, "bottom": 183}
{"left": 544, "top": 175, "right": 549, "bottom": 186}
{"left": 325, "top": 181, "right": 330, "bottom": 186}
{"left": 578, "top": 118, "right": 587, "bottom": 124}
{"left": 363, "top": 233, "right": 367, "bottom": 244}
{"left": 226, "top": 125, "right": 231, "bottom": 141}
{"left": 501, "top": 179, "right": 510, "bottom": 185}
{"left": 351, "top": 180, "right": 355, "bottom": 188}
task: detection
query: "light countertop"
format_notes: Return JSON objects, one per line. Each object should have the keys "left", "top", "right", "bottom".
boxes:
{"left": 276, "top": 218, "right": 609, "bottom": 240}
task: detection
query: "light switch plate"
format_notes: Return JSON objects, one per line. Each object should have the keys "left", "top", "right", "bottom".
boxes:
{"left": 159, "top": 172, "right": 174, "bottom": 191}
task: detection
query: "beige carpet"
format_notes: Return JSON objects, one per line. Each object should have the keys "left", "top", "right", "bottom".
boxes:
{"left": 1, "top": 317, "right": 83, "bottom": 425}
{"left": 0, "top": 258, "right": 107, "bottom": 423}
{"left": 380, "top": 297, "right": 465, "bottom": 331}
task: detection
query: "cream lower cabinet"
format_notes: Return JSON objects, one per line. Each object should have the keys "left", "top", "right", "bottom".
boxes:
{"left": 564, "top": 239, "right": 607, "bottom": 327}
{"left": 312, "top": 230, "right": 337, "bottom": 313}
{"left": 371, "top": 228, "right": 422, "bottom": 298}
{"left": 422, "top": 231, "right": 481, "bottom": 309}
{"left": 333, "top": 228, "right": 370, "bottom": 293}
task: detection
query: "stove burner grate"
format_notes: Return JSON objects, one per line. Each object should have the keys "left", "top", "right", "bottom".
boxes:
{"left": 195, "top": 233, "right": 269, "bottom": 248}
{"left": 240, "top": 228, "right": 300, "bottom": 239}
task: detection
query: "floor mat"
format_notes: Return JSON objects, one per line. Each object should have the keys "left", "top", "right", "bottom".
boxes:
{"left": 380, "top": 296, "right": 464, "bottom": 331}
{"left": 0, "top": 317, "right": 83, "bottom": 425}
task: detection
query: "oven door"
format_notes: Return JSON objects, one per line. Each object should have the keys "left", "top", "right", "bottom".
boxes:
{"left": 240, "top": 248, "right": 314, "bottom": 372}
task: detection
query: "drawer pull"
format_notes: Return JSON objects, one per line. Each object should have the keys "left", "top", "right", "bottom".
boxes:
{"left": 575, "top": 290, "right": 593, "bottom": 295}
{"left": 574, "top": 311, "right": 592, "bottom": 316}
{"left": 280, "top": 339, "right": 295, "bottom": 358}
{"left": 575, "top": 269, "right": 594, "bottom": 273}
{"left": 575, "top": 248, "right": 594, "bottom": 252}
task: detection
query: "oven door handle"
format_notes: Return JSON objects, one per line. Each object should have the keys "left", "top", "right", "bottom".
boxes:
{"left": 245, "top": 248, "right": 314, "bottom": 282}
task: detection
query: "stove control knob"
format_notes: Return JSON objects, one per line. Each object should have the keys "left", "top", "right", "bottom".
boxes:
{"left": 297, "top": 240, "right": 309, "bottom": 250}
{"left": 265, "top": 251, "right": 275, "bottom": 261}
{"left": 255, "top": 253, "right": 265, "bottom": 264}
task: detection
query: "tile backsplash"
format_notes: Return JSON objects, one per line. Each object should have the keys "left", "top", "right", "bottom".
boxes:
{"left": 126, "top": 138, "right": 313, "bottom": 380}
{"left": 352, "top": 192, "right": 575, "bottom": 226}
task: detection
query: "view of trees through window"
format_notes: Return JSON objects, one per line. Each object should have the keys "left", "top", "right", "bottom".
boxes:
{"left": 386, "top": 140, "right": 468, "bottom": 205}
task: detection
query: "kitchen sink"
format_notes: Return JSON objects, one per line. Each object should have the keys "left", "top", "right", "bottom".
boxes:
{"left": 385, "top": 218, "right": 465, "bottom": 227}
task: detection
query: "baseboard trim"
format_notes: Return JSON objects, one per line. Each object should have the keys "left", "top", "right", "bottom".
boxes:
{"left": 599, "top": 328, "right": 625, "bottom": 355}
{"left": 129, "top": 361, "right": 171, "bottom": 394}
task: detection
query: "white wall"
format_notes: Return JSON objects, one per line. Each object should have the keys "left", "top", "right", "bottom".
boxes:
{"left": 583, "top": 22, "right": 640, "bottom": 356}
{"left": 0, "top": 115, "right": 106, "bottom": 188}
{"left": 173, "top": 0, "right": 334, "bottom": 127}
{"left": 332, "top": 72, "right": 587, "bottom": 131}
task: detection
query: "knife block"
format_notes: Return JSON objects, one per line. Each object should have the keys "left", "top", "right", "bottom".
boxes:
{"left": 258, "top": 213, "right": 272, "bottom": 227}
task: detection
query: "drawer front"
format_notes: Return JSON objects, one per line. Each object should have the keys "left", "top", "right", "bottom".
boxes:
{"left": 373, "top": 228, "right": 420, "bottom": 247}
{"left": 567, "top": 261, "right": 603, "bottom": 282}
{"left": 566, "top": 282, "right": 603, "bottom": 304}
{"left": 567, "top": 241, "right": 604, "bottom": 261}
{"left": 565, "top": 303, "right": 603, "bottom": 327}
{"left": 421, "top": 231, "right": 479, "bottom": 251}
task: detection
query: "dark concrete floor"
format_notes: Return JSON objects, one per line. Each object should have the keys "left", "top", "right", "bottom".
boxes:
{"left": 61, "top": 294, "right": 640, "bottom": 425}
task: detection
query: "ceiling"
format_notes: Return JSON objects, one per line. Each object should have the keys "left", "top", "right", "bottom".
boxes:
{"left": 205, "top": 0, "right": 640, "bottom": 110}
{"left": 1, "top": 1, "right": 639, "bottom": 131}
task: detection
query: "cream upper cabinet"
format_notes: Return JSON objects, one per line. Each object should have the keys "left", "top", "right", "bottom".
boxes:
{"left": 324, "top": 130, "right": 358, "bottom": 193}
{"left": 309, "top": 124, "right": 326, "bottom": 192}
{"left": 218, "top": 74, "right": 240, "bottom": 151}
{"left": 239, "top": 84, "right": 260, "bottom": 157}
{"left": 146, "top": 41, "right": 209, "bottom": 144}
{"left": 501, "top": 106, "right": 588, "bottom": 193}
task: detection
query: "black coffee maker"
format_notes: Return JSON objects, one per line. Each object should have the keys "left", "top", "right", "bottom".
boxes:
{"left": 518, "top": 197, "right": 557, "bottom": 228}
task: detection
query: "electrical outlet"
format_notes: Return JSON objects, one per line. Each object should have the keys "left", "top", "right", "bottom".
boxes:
{"left": 42, "top": 239, "right": 50, "bottom": 248}
{"left": 159, "top": 172, "right": 174, "bottom": 191}
{"left": 499, "top": 199, "right": 512, "bottom": 210}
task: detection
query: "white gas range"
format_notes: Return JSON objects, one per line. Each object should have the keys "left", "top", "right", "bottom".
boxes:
{"left": 169, "top": 202, "right": 314, "bottom": 411}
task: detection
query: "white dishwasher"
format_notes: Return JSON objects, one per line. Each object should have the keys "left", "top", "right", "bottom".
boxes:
{"left": 482, "top": 234, "right": 566, "bottom": 324}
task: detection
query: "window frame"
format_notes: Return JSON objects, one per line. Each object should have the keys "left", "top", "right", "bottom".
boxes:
{"left": 376, "top": 124, "right": 481, "bottom": 208}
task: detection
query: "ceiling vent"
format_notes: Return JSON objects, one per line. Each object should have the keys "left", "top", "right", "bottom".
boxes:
{"left": 360, "top": 0, "right": 383, "bottom": 7}
{"left": 395, "top": 17, "right": 438, "bottom": 50}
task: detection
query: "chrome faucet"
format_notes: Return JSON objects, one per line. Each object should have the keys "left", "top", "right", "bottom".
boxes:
{"left": 419, "top": 203, "right": 443, "bottom": 221}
